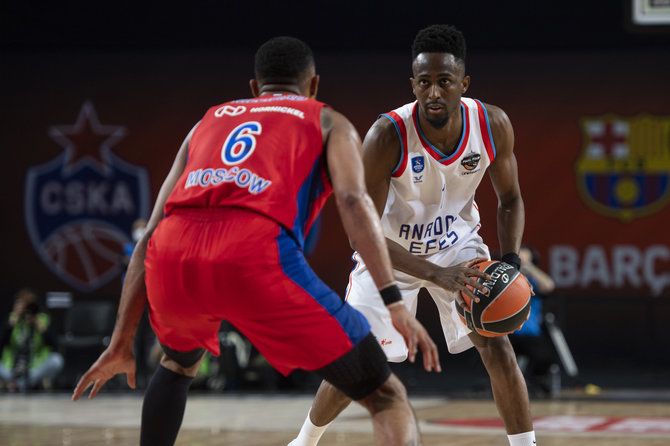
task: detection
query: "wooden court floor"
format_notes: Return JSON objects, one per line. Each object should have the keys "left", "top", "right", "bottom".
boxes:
{"left": 1, "top": 391, "right": 669, "bottom": 445}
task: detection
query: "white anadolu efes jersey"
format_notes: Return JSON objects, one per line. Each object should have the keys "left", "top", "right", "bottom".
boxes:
{"left": 380, "top": 97, "right": 496, "bottom": 256}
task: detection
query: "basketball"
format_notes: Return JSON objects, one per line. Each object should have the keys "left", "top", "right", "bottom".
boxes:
{"left": 456, "top": 260, "right": 531, "bottom": 337}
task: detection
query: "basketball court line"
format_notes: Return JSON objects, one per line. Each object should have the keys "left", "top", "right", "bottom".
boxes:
{"left": 1, "top": 393, "right": 669, "bottom": 441}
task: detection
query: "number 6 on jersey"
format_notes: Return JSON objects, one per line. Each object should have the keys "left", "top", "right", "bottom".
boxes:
{"left": 221, "top": 121, "right": 262, "bottom": 166}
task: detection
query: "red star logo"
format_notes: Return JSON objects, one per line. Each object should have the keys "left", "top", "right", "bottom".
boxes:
{"left": 49, "top": 101, "right": 126, "bottom": 173}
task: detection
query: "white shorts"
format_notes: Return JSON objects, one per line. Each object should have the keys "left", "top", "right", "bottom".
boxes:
{"left": 344, "top": 232, "right": 490, "bottom": 362}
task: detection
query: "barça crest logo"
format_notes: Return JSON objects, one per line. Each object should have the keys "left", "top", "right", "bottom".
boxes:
{"left": 24, "top": 102, "right": 150, "bottom": 291}
{"left": 576, "top": 114, "right": 670, "bottom": 222}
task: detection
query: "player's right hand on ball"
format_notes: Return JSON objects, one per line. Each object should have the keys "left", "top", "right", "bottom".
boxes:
{"left": 388, "top": 303, "right": 441, "bottom": 373}
{"left": 432, "top": 257, "right": 490, "bottom": 310}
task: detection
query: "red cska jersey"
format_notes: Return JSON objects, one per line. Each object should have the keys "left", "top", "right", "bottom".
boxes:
{"left": 165, "top": 94, "right": 331, "bottom": 246}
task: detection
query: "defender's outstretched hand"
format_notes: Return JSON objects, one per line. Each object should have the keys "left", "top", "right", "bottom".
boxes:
{"left": 388, "top": 303, "right": 441, "bottom": 372}
{"left": 72, "top": 347, "right": 136, "bottom": 401}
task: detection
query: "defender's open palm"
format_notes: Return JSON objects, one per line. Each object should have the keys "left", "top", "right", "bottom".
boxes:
{"left": 72, "top": 347, "right": 136, "bottom": 401}
{"left": 431, "top": 257, "right": 490, "bottom": 310}
{"left": 388, "top": 304, "right": 441, "bottom": 372}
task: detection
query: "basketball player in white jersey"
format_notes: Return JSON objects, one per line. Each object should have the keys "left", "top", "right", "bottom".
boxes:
{"left": 290, "top": 25, "right": 536, "bottom": 446}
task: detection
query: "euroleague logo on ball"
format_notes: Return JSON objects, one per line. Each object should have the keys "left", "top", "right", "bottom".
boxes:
{"left": 456, "top": 260, "right": 531, "bottom": 337}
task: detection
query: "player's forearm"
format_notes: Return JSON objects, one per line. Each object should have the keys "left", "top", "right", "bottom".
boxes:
{"left": 336, "top": 192, "right": 395, "bottom": 289}
{"left": 497, "top": 195, "right": 524, "bottom": 255}
{"left": 386, "top": 238, "right": 440, "bottom": 282}
{"left": 108, "top": 240, "right": 149, "bottom": 352}
{"left": 106, "top": 136, "right": 180, "bottom": 352}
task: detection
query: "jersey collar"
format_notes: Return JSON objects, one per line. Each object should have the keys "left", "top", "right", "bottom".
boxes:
{"left": 412, "top": 100, "right": 470, "bottom": 165}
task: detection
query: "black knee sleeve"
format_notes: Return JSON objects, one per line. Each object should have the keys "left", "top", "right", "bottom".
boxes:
{"left": 160, "top": 343, "right": 205, "bottom": 368}
{"left": 316, "top": 333, "right": 391, "bottom": 400}
{"left": 140, "top": 365, "right": 193, "bottom": 446}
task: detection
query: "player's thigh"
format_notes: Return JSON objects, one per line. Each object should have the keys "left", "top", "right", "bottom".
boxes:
{"left": 346, "top": 263, "right": 421, "bottom": 362}
{"left": 144, "top": 212, "right": 253, "bottom": 355}
{"left": 426, "top": 286, "right": 475, "bottom": 354}
{"left": 224, "top": 232, "right": 372, "bottom": 375}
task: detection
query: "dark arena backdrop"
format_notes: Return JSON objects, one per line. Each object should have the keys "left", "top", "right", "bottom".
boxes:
{"left": 2, "top": 0, "right": 669, "bottom": 392}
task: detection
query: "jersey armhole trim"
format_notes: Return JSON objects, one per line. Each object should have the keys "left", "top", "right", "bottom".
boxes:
{"left": 379, "top": 112, "right": 408, "bottom": 177}
{"left": 474, "top": 99, "right": 496, "bottom": 162}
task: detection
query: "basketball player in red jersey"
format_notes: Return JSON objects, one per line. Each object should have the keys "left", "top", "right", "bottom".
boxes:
{"left": 290, "top": 25, "right": 537, "bottom": 446}
{"left": 71, "top": 37, "right": 443, "bottom": 446}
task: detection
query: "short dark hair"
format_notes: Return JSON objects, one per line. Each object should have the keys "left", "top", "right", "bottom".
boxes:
{"left": 254, "top": 36, "right": 315, "bottom": 83}
{"left": 411, "top": 24, "right": 466, "bottom": 62}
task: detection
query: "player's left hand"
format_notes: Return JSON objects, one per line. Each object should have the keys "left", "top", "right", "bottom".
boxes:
{"left": 388, "top": 303, "right": 441, "bottom": 372}
{"left": 72, "top": 346, "right": 136, "bottom": 401}
{"left": 522, "top": 274, "right": 536, "bottom": 296}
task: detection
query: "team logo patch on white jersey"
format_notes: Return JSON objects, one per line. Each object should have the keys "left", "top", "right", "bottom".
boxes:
{"left": 412, "top": 156, "right": 425, "bottom": 173}
{"left": 461, "top": 152, "right": 481, "bottom": 174}
{"left": 411, "top": 156, "right": 425, "bottom": 183}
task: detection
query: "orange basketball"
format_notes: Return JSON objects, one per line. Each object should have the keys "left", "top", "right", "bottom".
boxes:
{"left": 456, "top": 260, "right": 531, "bottom": 337}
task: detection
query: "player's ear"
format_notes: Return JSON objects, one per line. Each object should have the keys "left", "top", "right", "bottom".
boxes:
{"left": 409, "top": 77, "right": 416, "bottom": 95}
{"left": 308, "top": 74, "right": 319, "bottom": 99}
{"left": 461, "top": 75, "right": 471, "bottom": 95}
{"left": 249, "top": 79, "right": 261, "bottom": 97}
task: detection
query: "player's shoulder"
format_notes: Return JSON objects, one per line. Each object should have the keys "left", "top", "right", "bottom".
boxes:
{"left": 379, "top": 101, "right": 415, "bottom": 121}
{"left": 369, "top": 101, "right": 414, "bottom": 137}
{"left": 365, "top": 113, "right": 402, "bottom": 149}
{"left": 476, "top": 101, "right": 512, "bottom": 131}
{"left": 473, "top": 100, "right": 514, "bottom": 154}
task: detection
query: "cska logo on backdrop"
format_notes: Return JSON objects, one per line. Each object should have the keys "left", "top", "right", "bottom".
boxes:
{"left": 24, "top": 101, "right": 150, "bottom": 292}
{"left": 575, "top": 114, "right": 670, "bottom": 222}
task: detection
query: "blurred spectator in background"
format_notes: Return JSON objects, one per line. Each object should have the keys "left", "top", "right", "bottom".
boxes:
{"left": 510, "top": 245, "right": 559, "bottom": 396}
{"left": 0, "top": 288, "right": 64, "bottom": 392}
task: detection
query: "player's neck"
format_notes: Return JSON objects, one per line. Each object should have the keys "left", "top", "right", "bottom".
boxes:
{"left": 258, "top": 84, "right": 303, "bottom": 97}
{"left": 417, "top": 106, "right": 464, "bottom": 155}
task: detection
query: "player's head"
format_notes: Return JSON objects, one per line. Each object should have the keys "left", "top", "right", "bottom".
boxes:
{"left": 250, "top": 36, "right": 319, "bottom": 99}
{"left": 411, "top": 24, "right": 466, "bottom": 65}
{"left": 410, "top": 25, "right": 470, "bottom": 130}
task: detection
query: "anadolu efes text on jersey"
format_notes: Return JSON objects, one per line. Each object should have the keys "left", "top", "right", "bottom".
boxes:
{"left": 380, "top": 98, "right": 496, "bottom": 256}
{"left": 165, "top": 95, "right": 331, "bottom": 247}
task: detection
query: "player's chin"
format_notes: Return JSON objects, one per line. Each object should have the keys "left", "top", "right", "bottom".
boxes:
{"left": 425, "top": 114, "right": 449, "bottom": 129}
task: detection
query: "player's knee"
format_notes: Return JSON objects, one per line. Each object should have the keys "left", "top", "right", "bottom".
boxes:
{"left": 358, "top": 374, "right": 408, "bottom": 414}
{"left": 310, "top": 379, "right": 354, "bottom": 424}
{"left": 159, "top": 344, "right": 206, "bottom": 376}
{"left": 315, "top": 333, "right": 391, "bottom": 400}
{"left": 475, "top": 335, "right": 517, "bottom": 368}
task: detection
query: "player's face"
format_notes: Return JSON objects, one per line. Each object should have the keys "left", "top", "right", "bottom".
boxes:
{"left": 411, "top": 53, "right": 469, "bottom": 130}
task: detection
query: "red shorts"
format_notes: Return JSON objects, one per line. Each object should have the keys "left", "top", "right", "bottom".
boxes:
{"left": 144, "top": 208, "right": 370, "bottom": 375}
